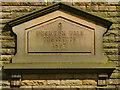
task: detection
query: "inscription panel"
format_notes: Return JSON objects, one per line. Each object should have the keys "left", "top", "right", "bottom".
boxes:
{"left": 26, "top": 18, "right": 94, "bottom": 54}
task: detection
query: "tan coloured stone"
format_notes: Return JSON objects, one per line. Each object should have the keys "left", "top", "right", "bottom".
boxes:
{"left": 1, "top": 80, "right": 10, "bottom": 86}
{"left": 108, "top": 79, "right": 119, "bottom": 85}
{"left": 1, "top": 55, "right": 14, "bottom": 61}
{"left": 47, "top": 80, "right": 60, "bottom": 86}
{"left": 107, "top": 6, "right": 117, "bottom": 11}
{"left": 56, "top": 86, "right": 70, "bottom": 90}
{"left": 61, "top": 80, "right": 82, "bottom": 86}
{"left": 82, "top": 80, "right": 97, "bottom": 85}
{"left": 21, "top": 80, "right": 46, "bottom": 86}
{"left": 99, "top": 6, "right": 108, "bottom": 11}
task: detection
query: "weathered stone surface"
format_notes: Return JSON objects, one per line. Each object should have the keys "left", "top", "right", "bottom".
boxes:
{"left": 99, "top": 6, "right": 108, "bottom": 11}
{"left": 2, "top": 41, "right": 15, "bottom": 48}
{"left": 103, "top": 36, "right": 119, "bottom": 42}
{"left": 2, "top": 12, "right": 30, "bottom": 19}
{"left": 107, "top": 6, "right": 117, "bottom": 11}
{"left": 47, "top": 80, "right": 60, "bottom": 86}
{"left": 82, "top": 80, "right": 97, "bottom": 85}
{"left": 1, "top": 1, "right": 120, "bottom": 89}
{"left": 105, "top": 17, "right": 120, "bottom": 24}
{"left": 1, "top": 49, "right": 15, "bottom": 55}
{"left": 108, "top": 79, "right": 119, "bottom": 85}
{"left": 1, "top": 55, "right": 14, "bottom": 61}
{"left": 61, "top": 80, "right": 82, "bottom": 86}
{"left": 107, "top": 2, "right": 120, "bottom": 6}
{"left": 2, "top": 6, "right": 43, "bottom": 12}
{"left": 107, "top": 55, "right": 119, "bottom": 60}
{"left": 21, "top": 80, "right": 46, "bottom": 86}
{"left": 56, "top": 86, "right": 70, "bottom": 90}
{"left": 2, "top": 2, "right": 47, "bottom": 6}
{"left": 1, "top": 80, "right": 10, "bottom": 86}
{"left": 74, "top": 6, "right": 86, "bottom": 10}
{"left": 0, "top": 36, "right": 15, "bottom": 40}
{"left": 103, "top": 43, "right": 118, "bottom": 48}
{"left": 107, "top": 12, "right": 120, "bottom": 17}
{"left": 87, "top": 6, "right": 98, "bottom": 11}
{"left": 104, "top": 49, "right": 118, "bottom": 55}
{"left": 72, "top": 2, "right": 91, "bottom": 6}
{"left": 33, "top": 86, "right": 56, "bottom": 89}
{"left": 109, "top": 24, "right": 120, "bottom": 30}
{"left": 107, "top": 30, "right": 119, "bottom": 36}
{"left": 0, "top": 19, "right": 11, "bottom": 24}
{"left": 1, "top": 61, "right": 10, "bottom": 66}
{"left": 110, "top": 73, "right": 120, "bottom": 79}
{"left": 71, "top": 85, "right": 96, "bottom": 89}
{"left": 2, "top": 31, "right": 13, "bottom": 36}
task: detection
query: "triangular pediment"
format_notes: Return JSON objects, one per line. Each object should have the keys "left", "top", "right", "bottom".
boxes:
{"left": 4, "top": 2, "right": 112, "bottom": 30}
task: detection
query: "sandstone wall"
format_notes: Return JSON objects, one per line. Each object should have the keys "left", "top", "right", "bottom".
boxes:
{"left": 1, "top": 1, "right": 120, "bottom": 89}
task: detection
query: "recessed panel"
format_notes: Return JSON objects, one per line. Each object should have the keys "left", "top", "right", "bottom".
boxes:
{"left": 26, "top": 17, "right": 94, "bottom": 54}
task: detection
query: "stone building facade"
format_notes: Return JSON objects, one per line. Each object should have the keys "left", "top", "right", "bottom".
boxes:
{"left": 1, "top": 1, "right": 120, "bottom": 89}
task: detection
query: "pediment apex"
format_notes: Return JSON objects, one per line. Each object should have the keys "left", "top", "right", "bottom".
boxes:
{"left": 4, "top": 2, "right": 112, "bottom": 31}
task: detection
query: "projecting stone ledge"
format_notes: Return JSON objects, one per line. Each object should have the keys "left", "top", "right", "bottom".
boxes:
{"left": 4, "top": 62, "right": 115, "bottom": 74}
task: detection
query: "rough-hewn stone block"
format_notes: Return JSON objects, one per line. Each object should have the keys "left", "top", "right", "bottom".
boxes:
{"left": 103, "top": 43, "right": 118, "bottom": 48}
{"left": 107, "top": 55, "right": 119, "bottom": 60}
{"left": 0, "top": 36, "right": 15, "bottom": 40}
{"left": 1, "top": 80, "right": 10, "bottom": 86}
{"left": 21, "top": 80, "right": 46, "bottom": 86}
{"left": 2, "top": 12, "right": 30, "bottom": 19}
{"left": 1, "top": 61, "right": 10, "bottom": 66}
{"left": 104, "top": 49, "right": 118, "bottom": 55}
{"left": 110, "top": 73, "right": 120, "bottom": 79}
{"left": 103, "top": 36, "right": 120, "bottom": 42}
{"left": 47, "top": 80, "right": 60, "bottom": 86}
{"left": 107, "top": 30, "right": 119, "bottom": 36}
{"left": 56, "top": 86, "right": 70, "bottom": 90}
{"left": 74, "top": 6, "right": 86, "bottom": 10}
{"left": 2, "top": 41, "right": 15, "bottom": 48}
{"left": 87, "top": 6, "right": 98, "bottom": 11}
{"left": 105, "top": 17, "right": 120, "bottom": 24}
{"left": 61, "top": 80, "right": 82, "bottom": 86}
{"left": 99, "top": 6, "right": 108, "bottom": 11}
{"left": 107, "top": 6, "right": 117, "bottom": 11}
{"left": 82, "top": 80, "right": 97, "bottom": 85}
{"left": 1, "top": 55, "right": 14, "bottom": 61}
{"left": 108, "top": 79, "right": 119, "bottom": 85}
{"left": 72, "top": 2, "right": 91, "bottom": 6}
{"left": 2, "top": 2, "right": 47, "bottom": 6}
{"left": 0, "top": 19, "right": 11, "bottom": 24}
{"left": 2, "top": 6, "right": 43, "bottom": 12}
{"left": 107, "top": 12, "right": 120, "bottom": 17}
{"left": 107, "top": 2, "right": 120, "bottom": 6}
{"left": 1, "top": 49, "right": 15, "bottom": 55}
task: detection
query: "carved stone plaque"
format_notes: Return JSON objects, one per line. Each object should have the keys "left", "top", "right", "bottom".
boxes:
{"left": 26, "top": 17, "right": 94, "bottom": 54}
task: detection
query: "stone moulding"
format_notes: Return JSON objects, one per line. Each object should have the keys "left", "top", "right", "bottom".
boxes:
{"left": 3, "top": 3, "right": 116, "bottom": 87}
